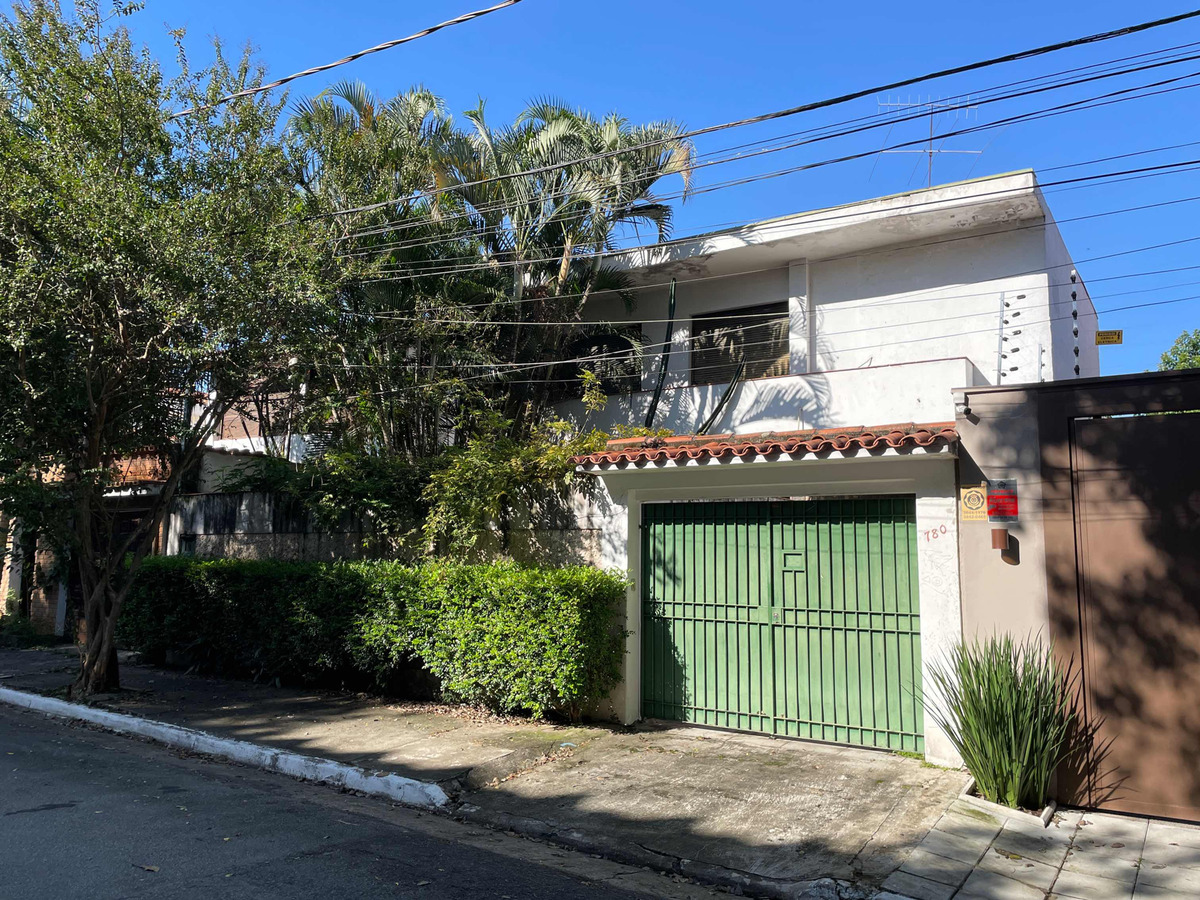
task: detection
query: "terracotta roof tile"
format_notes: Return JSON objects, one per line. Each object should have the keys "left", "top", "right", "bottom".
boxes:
{"left": 575, "top": 422, "right": 957, "bottom": 467}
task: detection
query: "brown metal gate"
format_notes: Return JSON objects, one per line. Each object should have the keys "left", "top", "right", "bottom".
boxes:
{"left": 1068, "top": 412, "right": 1200, "bottom": 820}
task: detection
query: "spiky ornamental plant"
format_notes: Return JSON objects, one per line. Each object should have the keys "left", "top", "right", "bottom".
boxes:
{"left": 928, "top": 636, "right": 1077, "bottom": 810}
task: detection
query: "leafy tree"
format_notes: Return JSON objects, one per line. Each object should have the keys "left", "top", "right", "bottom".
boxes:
{"left": 0, "top": 0, "right": 342, "bottom": 692}
{"left": 283, "top": 88, "right": 692, "bottom": 517}
{"left": 289, "top": 81, "right": 502, "bottom": 459}
{"left": 1159, "top": 328, "right": 1200, "bottom": 371}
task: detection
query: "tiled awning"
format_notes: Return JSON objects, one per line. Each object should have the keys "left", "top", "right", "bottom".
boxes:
{"left": 574, "top": 422, "right": 958, "bottom": 470}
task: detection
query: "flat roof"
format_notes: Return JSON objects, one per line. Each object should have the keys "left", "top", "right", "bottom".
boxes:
{"left": 609, "top": 170, "right": 1048, "bottom": 277}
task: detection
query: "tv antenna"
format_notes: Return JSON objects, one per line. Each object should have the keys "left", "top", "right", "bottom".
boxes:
{"left": 876, "top": 95, "right": 983, "bottom": 187}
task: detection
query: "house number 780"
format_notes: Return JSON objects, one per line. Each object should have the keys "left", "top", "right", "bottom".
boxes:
{"left": 923, "top": 524, "right": 949, "bottom": 542}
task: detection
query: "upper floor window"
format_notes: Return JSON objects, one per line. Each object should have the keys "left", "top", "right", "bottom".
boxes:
{"left": 548, "top": 327, "right": 643, "bottom": 402}
{"left": 691, "top": 301, "right": 789, "bottom": 386}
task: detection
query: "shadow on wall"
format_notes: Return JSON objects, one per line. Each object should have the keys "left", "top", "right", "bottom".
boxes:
{"left": 592, "top": 370, "right": 835, "bottom": 435}
{"left": 1044, "top": 408, "right": 1200, "bottom": 815}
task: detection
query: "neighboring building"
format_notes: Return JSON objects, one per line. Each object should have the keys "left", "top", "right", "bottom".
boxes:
{"left": 0, "top": 409, "right": 287, "bottom": 638}
{"left": 209, "top": 393, "right": 312, "bottom": 464}
{"left": 560, "top": 171, "right": 1100, "bottom": 765}
{"left": 955, "top": 369, "right": 1200, "bottom": 822}
{"left": 0, "top": 451, "right": 171, "bottom": 638}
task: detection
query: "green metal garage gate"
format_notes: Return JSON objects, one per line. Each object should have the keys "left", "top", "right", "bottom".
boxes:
{"left": 641, "top": 498, "right": 924, "bottom": 752}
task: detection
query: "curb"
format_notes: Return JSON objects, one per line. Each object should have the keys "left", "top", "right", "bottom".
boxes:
{"left": 0, "top": 686, "right": 449, "bottom": 810}
{"left": 455, "top": 804, "right": 871, "bottom": 900}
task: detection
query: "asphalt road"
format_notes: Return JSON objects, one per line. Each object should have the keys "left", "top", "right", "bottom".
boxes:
{"left": 0, "top": 705, "right": 659, "bottom": 900}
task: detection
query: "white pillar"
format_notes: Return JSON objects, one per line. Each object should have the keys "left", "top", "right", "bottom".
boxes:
{"left": 914, "top": 476, "right": 965, "bottom": 767}
{"left": 604, "top": 485, "right": 639, "bottom": 726}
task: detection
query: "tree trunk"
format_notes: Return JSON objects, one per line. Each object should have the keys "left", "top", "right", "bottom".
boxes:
{"left": 73, "top": 581, "right": 121, "bottom": 694}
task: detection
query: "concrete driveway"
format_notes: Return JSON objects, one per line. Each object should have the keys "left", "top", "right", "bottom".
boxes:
{"left": 0, "top": 648, "right": 967, "bottom": 897}
{"left": 460, "top": 720, "right": 968, "bottom": 894}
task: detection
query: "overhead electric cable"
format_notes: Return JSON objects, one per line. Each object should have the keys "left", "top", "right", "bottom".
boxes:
{"left": 340, "top": 43, "right": 1200, "bottom": 249}
{"left": 169, "top": 0, "right": 524, "bottom": 119}
{"left": 339, "top": 70, "right": 1200, "bottom": 264}
{"left": 306, "top": 8, "right": 1200, "bottom": 222}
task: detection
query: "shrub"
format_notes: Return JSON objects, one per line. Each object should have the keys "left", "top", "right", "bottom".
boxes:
{"left": 407, "top": 562, "right": 625, "bottom": 718}
{"left": 121, "top": 557, "right": 627, "bottom": 719}
{"left": 928, "top": 636, "right": 1076, "bottom": 810}
{"left": 121, "top": 558, "right": 371, "bottom": 684}
{"left": 0, "top": 611, "right": 46, "bottom": 648}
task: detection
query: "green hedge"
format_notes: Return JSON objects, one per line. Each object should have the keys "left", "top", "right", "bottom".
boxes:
{"left": 119, "top": 557, "right": 627, "bottom": 719}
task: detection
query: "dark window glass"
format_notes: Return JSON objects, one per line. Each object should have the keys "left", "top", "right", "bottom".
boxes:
{"left": 549, "top": 327, "right": 643, "bottom": 402}
{"left": 691, "top": 302, "right": 789, "bottom": 386}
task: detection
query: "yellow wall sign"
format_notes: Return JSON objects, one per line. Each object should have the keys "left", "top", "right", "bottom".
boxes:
{"left": 1095, "top": 329, "right": 1124, "bottom": 345}
{"left": 960, "top": 484, "right": 987, "bottom": 521}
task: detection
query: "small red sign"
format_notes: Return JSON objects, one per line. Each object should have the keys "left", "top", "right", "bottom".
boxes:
{"left": 987, "top": 479, "right": 1019, "bottom": 523}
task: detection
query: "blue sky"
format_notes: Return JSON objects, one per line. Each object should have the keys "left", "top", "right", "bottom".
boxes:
{"left": 121, "top": 0, "right": 1200, "bottom": 374}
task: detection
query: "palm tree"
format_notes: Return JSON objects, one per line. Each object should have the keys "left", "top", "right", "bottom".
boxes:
{"left": 289, "top": 83, "right": 498, "bottom": 459}
{"left": 433, "top": 99, "right": 693, "bottom": 431}
{"left": 517, "top": 99, "right": 694, "bottom": 299}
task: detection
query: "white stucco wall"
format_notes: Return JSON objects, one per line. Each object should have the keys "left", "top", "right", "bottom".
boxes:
{"left": 558, "top": 357, "right": 982, "bottom": 435}
{"left": 589, "top": 453, "right": 964, "bottom": 767}
{"left": 1042, "top": 206, "right": 1100, "bottom": 380}
{"left": 558, "top": 214, "right": 1086, "bottom": 437}
{"left": 809, "top": 228, "right": 1048, "bottom": 378}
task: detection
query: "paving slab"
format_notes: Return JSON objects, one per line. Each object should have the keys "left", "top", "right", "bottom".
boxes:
{"left": 1077, "top": 813, "right": 1150, "bottom": 847}
{"left": 879, "top": 870, "right": 956, "bottom": 900}
{"left": 992, "top": 820, "right": 1074, "bottom": 867}
{"left": 897, "top": 847, "right": 974, "bottom": 887}
{"left": 976, "top": 844, "right": 1060, "bottom": 890}
{"left": 1135, "top": 862, "right": 1200, "bottom": 893}
{"left": 1140, "top": 840, "right": 1200, "bottom": 870}
{"left": 1051, "top": 868, "right": 1136, "bottom": 900}
{"left": 958, "top": 867, "right": 1046, "bottom": 900}
{"left": 1132, "top": 881, "right": 1198, "bottom": 900}
{"left": 917, "top": 828, "right": 992, "bottom": 865}
{"left": 935, "top": 804, "right": 1005, "bottom": 844}
{"left": 1061, "top": 845, "right": 1141, "bottom": 882}
{"left": 1146, "top": 821, "right": 1200, "bottom": 849}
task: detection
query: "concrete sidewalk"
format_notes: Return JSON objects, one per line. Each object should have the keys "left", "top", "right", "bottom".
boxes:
{"left": 0, "top": 647, "right": 967, "bottom": 898}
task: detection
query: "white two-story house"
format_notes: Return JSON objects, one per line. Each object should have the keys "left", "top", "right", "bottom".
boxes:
{"left": 557, "top": 170, "right": 1099, "bottom": 765}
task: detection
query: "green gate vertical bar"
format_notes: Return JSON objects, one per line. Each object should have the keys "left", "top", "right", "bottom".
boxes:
{"left": 641, "top": 497, "right": 923, "bottom": 752}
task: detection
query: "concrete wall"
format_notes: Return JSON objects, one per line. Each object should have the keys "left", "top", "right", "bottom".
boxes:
{"left": 808, "top": 228, "right": 1048, "bottom": 377}
{"left": 166, "top": 492, "right": 375, "bottom": 562}
{"left": 588, "top": 453, "right": 964, "bottom": 767}
{"left": 0, "top": 526, "right": 69, "bottom": 637}
{"left": 482, "top": 486, "right": 625, "bottom": 569}
{"left": 954, "top": 388, "right": 1052, "bottom": 640}
{"left": 955, "top": 371, "right": 1200, "bottom": 644}
{"left": 558, "top": 357, "right": 982, "bottom": 436}
{"left": 1042, "top": 206, "right": 1101, "bottom": 380}
{"left": 558, "top": 219, "right": 1090, "bottom": 437}
{"left": 164, "top": 489, "right": 612, "bottom": 569}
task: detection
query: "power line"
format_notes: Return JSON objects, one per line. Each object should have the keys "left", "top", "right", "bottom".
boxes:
{"left": 342, "top": 129, "right": 1200, "bottom": 269}
{"left": 338, "top": 44, "right": 1200, "bottom": 253}
{"left": 352, "top": 153, "right": 1200, "bottom": 286}
{"left": 327, "top": 228, "right": 1200, "bottom": 379}
{"left": 338, "top": 71, "right": 1200, "bottom": 271}
{"left": 354, "top": 190, "right": 1200, "bottom": 327}
{"left": 305, "top": 8, "right": 1200, "bottom": 223}
{"left": 348, "top": 159, "right": 1200, "bottom": 317}
{"left": 168, "top": 0, "right": 524, "bottom": 120}
{"left": 295, "top": 288, "right": 1197, "bottom": 403}
{"left": 324, "top": 278, "right": 1196, "bottom": 384}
